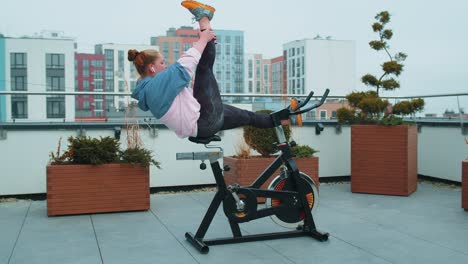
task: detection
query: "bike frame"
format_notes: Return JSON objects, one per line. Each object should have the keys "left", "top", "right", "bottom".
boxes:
{"left": 180, "top": 89, "right": 330, "bottom": 253}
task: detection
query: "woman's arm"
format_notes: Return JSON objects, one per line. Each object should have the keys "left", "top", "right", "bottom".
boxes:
{"left": 177, "top": 29, "right": 215, "bottom": 78}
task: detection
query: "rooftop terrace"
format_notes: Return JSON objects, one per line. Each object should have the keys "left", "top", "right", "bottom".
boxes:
{"left": 0, "top": 93, "right": 467, "bottom": 263}
{"left": 1, "top": 181, "right": 467, "bottom": 264}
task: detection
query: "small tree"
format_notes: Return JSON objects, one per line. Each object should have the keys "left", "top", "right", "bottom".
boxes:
{"left": 338, "top": 11, "right": 424, "bottom": 125}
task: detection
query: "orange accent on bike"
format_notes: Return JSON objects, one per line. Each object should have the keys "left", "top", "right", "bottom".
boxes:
{"left": 236, "top": 212, "right": 246, "bottom": 218}
{"left": 290, "top": 98, "right": 303, "bottom": 126}
{"left": 271, "top": 180, "right": 286, "bottom": 206}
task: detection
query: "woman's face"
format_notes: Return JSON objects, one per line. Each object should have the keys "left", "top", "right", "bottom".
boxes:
{"left": 153, "top": 56, "right": 166, "bottom": 74}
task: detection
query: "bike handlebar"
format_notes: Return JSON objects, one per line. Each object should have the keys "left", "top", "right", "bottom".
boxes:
{"left": 290, "top": 89, "right": 330, "bottom": 116}
{"left": 270, "top": 89, "right": 331, "bottom": 125}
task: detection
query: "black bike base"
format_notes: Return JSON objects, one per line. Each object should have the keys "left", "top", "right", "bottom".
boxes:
{"left": 186, "top": 229, "right": 329, "bottom": 254}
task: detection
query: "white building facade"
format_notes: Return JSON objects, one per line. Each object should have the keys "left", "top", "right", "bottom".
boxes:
{"left": 244, "top": 53, "right": 265, "bottom": 94}
{"left": 283, "top": 39, "right": 355, "bottom": 96}
{"left": 213, "top": 30, "right": 244, "bottom": 96}
{"left": 1, "top": 33, "right": 75, "bottom": 122}
{"left": 94, "top": 43, "right": 158, "bottom": 111}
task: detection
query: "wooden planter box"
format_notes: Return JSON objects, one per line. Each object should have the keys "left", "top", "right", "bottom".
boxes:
{"left": 223, "top": 156, "right": 319, "bottom": 202}
{"left": 351, "top": 125, "right": 417, "bottom": 196}
{"left": 47, "top": 163, "right": 150, "bottom": 216}
{"left": 463, "top": 161, "right": 468, "bottom": 210}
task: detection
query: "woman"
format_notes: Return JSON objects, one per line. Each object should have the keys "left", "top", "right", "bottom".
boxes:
{"left": 129, "top": 1, "right": 282, "bottom": 139}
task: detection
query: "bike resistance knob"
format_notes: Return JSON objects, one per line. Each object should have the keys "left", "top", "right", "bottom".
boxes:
{"left": 200, "top": 162, "right": 207, "bottom": 170}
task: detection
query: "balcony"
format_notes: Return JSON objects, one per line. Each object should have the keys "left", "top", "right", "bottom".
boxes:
{"left": 0, "top": 92, "right": 467, "bottom": 263}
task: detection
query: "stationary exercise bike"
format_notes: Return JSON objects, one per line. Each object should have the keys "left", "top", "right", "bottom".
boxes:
{"left": 176, "top": 89, "right": 330, "bottom": 253}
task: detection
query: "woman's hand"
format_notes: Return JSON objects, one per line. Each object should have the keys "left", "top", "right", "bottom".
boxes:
{"left": 198, "top": 29, "right": 216, "bottom": 43}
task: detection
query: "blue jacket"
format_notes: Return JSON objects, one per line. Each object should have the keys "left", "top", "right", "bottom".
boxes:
{"left": 131, "top": 62, "right": 191, "bottom": 119}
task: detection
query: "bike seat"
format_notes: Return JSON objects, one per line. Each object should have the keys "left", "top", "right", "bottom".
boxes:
{"left": 189, "top": 135, "right": 221, "bottom": 145}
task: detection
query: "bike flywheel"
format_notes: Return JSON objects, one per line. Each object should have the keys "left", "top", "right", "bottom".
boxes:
{"left": 266, "top": 172, "right": 319, "bottom": 229}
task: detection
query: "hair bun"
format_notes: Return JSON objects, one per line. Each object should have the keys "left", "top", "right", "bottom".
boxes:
{"left": 128, "top": 49, "right": 140, "bottom": 62}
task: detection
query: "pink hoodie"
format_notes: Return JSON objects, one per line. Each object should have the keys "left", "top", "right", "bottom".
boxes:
{"left": 159, "top": 48, "right": 201, "bottom": 138}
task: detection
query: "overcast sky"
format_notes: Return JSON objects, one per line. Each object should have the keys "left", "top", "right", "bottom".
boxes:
{"left": 1, "top": 0, "right": 467, "bottom": 112}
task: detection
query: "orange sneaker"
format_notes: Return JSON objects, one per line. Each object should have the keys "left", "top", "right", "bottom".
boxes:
{"left": 181, "top": 0, "right": 216, "bottom": 21}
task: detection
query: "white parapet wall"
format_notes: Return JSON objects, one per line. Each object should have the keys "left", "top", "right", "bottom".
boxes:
{"left": 418, "top": 126, "right": 467, "bottom": 182}
{"left": 0, "top": 125, "right": 465, "bottom": 195}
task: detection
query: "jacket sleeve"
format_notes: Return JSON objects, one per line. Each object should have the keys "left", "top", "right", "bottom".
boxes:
{"left": 144, "top": 62, "right": 192, "bottom": 119}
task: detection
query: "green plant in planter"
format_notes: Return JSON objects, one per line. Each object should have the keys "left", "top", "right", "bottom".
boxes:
{"left": 337, "top": 11, "right": 424, "bottom": 125}
{"left": 291, "top": 145, "right": 319, "bottom": 158}
{"left": 50, "top": 136, "right": 160, "bottom": 168}
{"left": 120, "top": 147, "right": 161, "bottom": 168}
{"left": 70, "top": 136, "right": 120, "bottom": 165}
{"left": 243, "top": 110, "right": 291, "bottom": 157}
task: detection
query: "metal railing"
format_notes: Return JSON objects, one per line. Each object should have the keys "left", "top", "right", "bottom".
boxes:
{"left": 0, "top": 90, "right": 467, "bottom": 99}
{"left": 0, "top": 91, "right": 467, "bottom": 132}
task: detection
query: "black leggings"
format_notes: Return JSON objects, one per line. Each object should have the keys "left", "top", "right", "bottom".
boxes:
{"left": 193, "top": 40, "right": 274, "bottom": 138}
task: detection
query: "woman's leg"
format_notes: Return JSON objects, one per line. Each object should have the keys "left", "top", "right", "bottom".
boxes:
{"left": 193, "top": 20, "right": 224, "bottom": 138}
{"left": 221, "top": 104, "right": 275, "bottom": 131}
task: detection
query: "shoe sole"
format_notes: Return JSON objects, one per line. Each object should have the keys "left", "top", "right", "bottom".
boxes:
{"left": 181, "top": 0, "right": 216, "bottom": 12}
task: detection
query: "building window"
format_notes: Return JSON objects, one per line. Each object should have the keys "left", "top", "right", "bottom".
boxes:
{"left": 105, "top": 70, "right": 114, "bottom": 80}
{"left": 292, "top": 59, "right": 295, "bottom": 77}
{"left": 216, "top": 43, "right": 222, "bottom": 56}
{"left": 118, "top": 50, "right": 124, "bottom": 73}
{"left": 46, "top": 77, "right": 65, "bottom": 91}
{"left": 320, "top": 110, "right": 327, "bottom": 120}
{"left": 184, "top": 43, "right": 191, "bottom": 51}
{"left": 331, "top": 111, "right": 337, "bottom": 119}
{"left": 83, "top": 80, "right": 89, "bottom": 91}
{"left": 95, "top": 101, "right": 103, "bottom": 111}
{"left": 255, "top": 66, "right": 260, "bottom": 79}
{"left": 83, "top": 69, "right": 89, "bottom": 78}
{"left": 12, "top": 76, "right": 27, "bottom": 91}
{"left": 119, "top": 81, "right": 125, "bottom": 92}
{"left": 106, "top": 98, "right": 114, "bottom": 110}
{"left": 83, "top": 101, "right": 90, "bottom": 110}
{"left": 105, "top": 50, "right": 114, "bottom": 63}
{"left": 94, "top": 70, "right": 102, "bottom": 79}
{"left": 92, "top": 60, "right": 103, "bottom": 68}
{"left": 46, "top": 54, "right": 65, "bottom": 69}
{"left": 104, "top": 50, "right": 114, "bottom": 91}
{"left": 256, "top": 81, "right": 261, "bottom": 93}
{"left": 302, "top": 78, "right": 305, "bottom": 94}
{"left": 11, "top": 96, "right": 28, "bottom": 119}
{"left": 263, "top": 65, "right": 269, "bottom": 82}
{"left": 248, "top": 81, "right": 253, "bottom": 93}
{"left": 225, "top": 36, "right": 231, "bottom": 43}
{"left": 105, "top": 81, "right": 114, "bottom": 92}
{"left": 95, "top": 80, "right": 103, "bottom": 91}
{"left": 130, "top": 62, "right": 136, "bottom": 77}
{"left": 248, "top": 60, "right": 253, "bottom": 78}
{"left": 306, "top": 110, "right": 316, "bottom": 120}
{"left": 10, "top": 53, "right": 27, "bottom": 68}
{"left": 302, "top": 57, "right": 305, "bottom": 75}
{"left": 47, "top": 97, "right": 65, "bottom": 118}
